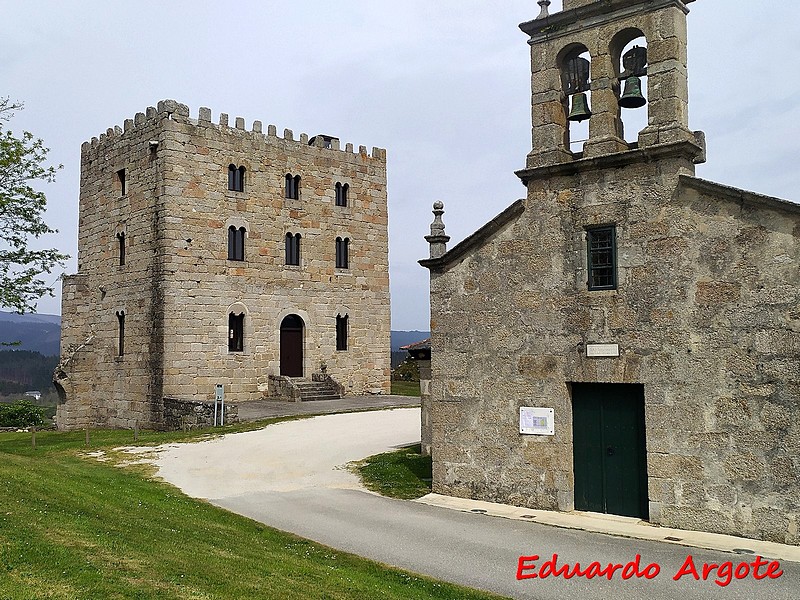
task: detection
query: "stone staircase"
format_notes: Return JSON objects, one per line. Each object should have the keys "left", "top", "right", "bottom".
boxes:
{"left": 291, "top": 378, "right": 341, "bottom": 402}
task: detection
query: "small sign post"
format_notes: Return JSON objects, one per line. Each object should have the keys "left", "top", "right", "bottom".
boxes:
{"left": 214, "top": 384, "right": 224, "bottom": 427}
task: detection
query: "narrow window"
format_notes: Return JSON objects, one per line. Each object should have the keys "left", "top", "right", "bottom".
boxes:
{"left": 335, "top": 237, "right": 349, "bottom": 269}
{"left": 116, "top": 169, "right": 126, "bottom": 195}
{"left": 116, "top": 310, "right": 125, "bottom": 357}
{"left": 587, "top": 226, "right": 617, "bottom": 290}
{"left": 335, "top": 182, "right": 349, "bottom": 207}
{"left": 285, "top": 232, "right": 301, "bottom": 266}
{"left": 227, "top": 226, "right": 245, "bottom": 261}
{"left": 336, "top": 314, "right": 348, "bottom": 351}
{"left": 285, "top": 173, "right": 300, "bottom": 199}
{"left": 228, "top": 313, "right": 244, "bottom": 352}
{"left": 228, "top": 164, "right": 245, "bottom": 192}
{"left": 116, "top": 232, "right": 126, "bottom": 266}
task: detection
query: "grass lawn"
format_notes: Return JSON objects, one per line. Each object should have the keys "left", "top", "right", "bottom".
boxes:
{"left": 354, "top": 444, "right": 432, "bottom": 500}
{"left": 0, "top": 424, "right": 506, "bottom": 600}
{"left": 391, "top": 380, "right": 421, "bottom": 397}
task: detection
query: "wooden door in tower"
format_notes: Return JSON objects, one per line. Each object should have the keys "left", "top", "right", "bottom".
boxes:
{"left": 279, "top": 315, "right": 304, "bottom": 377}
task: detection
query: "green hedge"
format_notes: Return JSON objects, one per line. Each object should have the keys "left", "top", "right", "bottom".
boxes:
{"left": 0, "top": 399, "right": 45, "bottom": 427}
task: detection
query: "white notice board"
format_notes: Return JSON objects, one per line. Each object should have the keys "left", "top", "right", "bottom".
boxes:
{"left": 519, "top": 407, "right": 555, "bottom": 436}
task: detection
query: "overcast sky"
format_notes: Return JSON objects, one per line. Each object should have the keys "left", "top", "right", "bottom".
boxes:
{"left": 2, "top": 0, "right": 799, "bottom": 329}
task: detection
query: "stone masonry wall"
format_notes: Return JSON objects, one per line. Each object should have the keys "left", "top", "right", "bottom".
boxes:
{"left": 155, "top": 106, "right": 390, "bottom": 402}
{"left": 56, "top": 109, "right": 166, "bottom": 430}
{"left": 57, "top": 100, "right": 390, "bottom": 430}
{"left": 429, "top": 155, "right": 800, "bottom": 544}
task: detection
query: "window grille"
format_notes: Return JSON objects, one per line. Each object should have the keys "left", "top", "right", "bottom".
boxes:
{"left": 587, "top": 226, "right": 617, "bottom": 290}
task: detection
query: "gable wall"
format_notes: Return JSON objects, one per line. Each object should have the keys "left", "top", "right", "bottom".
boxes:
{"left": 429, "top": 155, "right": 800, "bottom": 544}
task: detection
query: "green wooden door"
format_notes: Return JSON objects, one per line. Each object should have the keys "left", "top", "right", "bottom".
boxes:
{"left": 572, "top": 383, "right": 648, "bottom": 519}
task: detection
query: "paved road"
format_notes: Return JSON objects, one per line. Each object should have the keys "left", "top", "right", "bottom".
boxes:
{"left": 236, "top": 394, "right": 419, "bottom": 421}
{"left": 151, "top": 408, "right": 799, "bottom": 600}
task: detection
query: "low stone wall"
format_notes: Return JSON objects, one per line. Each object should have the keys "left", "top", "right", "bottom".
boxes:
{"left": 162, "top": 397, "right": 239, "bottom": 430}
{"left": 267, "top": 375, "right": 301, "bottom": 401}
{"left": 311, "top": 373, "right": 346, "bottom": 397}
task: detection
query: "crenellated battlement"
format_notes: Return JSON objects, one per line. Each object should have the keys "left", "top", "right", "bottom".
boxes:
{"left": 83, "top": 99, "right": 386, "bottom": 160}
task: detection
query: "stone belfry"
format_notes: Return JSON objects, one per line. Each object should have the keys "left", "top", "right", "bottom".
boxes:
{"left": 519, "top": 0, "right": 705, "bottom": 169}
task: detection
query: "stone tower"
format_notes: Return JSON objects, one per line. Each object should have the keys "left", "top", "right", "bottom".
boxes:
{"left": 56, "top": 100, "right": 391, "bottom": 430}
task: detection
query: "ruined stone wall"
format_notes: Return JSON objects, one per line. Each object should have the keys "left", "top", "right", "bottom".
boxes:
{"left": 57, "top": 100, "right": 390, "bottom": 430}
{"left": 429, "top": 155, "right": 800, "bottom": 544}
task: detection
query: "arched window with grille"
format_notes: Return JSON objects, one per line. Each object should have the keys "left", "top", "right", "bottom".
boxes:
{"left": 227, "top": 226, "right": 245, "bottom": 261}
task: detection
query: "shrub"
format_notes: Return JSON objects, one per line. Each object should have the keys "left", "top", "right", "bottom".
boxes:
{"left": 0, "top": 399, "right": 45, "bottom": 427}
{"left": 392, "top": 358, "right": 420, "bottom": 382}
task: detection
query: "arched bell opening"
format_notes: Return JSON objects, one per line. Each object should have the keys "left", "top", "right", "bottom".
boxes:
{"left": 558, "top": 44, "right": 592, "bottom": 155}
{"left": 611, "top": 29, "right": 649, "bottom": 145}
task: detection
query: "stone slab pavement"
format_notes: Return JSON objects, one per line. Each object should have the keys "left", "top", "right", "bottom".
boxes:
{"left": 235, "top": 394, "right": 420, "bottom": 421}
{"left": 144, "top": 408, "right": 800, "bottom": 600}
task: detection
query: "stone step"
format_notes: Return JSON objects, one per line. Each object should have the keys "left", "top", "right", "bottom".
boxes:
{"left": 290, "top": 378, "right": 341, "bottom": 401}
{"left": 299, "top": 394, "right": 341, "bottom": 402}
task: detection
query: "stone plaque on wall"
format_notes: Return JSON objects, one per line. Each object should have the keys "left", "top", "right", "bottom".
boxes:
{"left": 586, "top": 343, "right": 620, "bottom": 357}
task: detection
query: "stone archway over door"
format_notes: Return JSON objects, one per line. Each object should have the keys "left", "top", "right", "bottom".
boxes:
{"left": 280, "top": 314, "right": 304, "bottom": 377}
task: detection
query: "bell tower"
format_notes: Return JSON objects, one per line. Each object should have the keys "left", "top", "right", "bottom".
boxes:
{"left": 519, "top": 0, "right": 704, "bottom": 170}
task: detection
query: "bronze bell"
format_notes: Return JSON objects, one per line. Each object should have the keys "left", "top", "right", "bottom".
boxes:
{"left": 619, "top": 75, "right": 646, "bottom": 109}
{"left": 568, "top": 92, "right": 592, "bottom": 122}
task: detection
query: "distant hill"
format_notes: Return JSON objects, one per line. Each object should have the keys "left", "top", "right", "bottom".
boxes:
{"left": 390, "top": 330, "right": 430, "bottom": 352}
{"left": 0, "top": 350, "right": 59, "bottom": 394}
{"left": 0, "top": 311, "right": 61, "bottom": 357}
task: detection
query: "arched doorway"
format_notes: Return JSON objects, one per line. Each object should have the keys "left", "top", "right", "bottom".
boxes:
{"left": 280, "top": 314, "right": 304, "bottom": 377}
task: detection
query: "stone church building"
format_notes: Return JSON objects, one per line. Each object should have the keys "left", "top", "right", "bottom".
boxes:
{"left": 56, "top": 100, "right": 390, "bottom": 430}
{"left": 421, "top": 0, "right": 799, "bottom": 544}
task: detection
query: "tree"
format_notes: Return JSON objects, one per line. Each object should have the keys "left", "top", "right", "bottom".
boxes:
{"left": 0, "top": 98, "right": 68, "bottom": 313}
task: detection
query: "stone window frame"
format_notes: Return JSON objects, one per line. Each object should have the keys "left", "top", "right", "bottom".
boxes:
{"left": 115, "top": 310, "right": 125, "bottom": 357}
{"left": 116, "top": 168, "right": 127, "bottom": 196}
{"left": 116, "top": 231, "right": 126, "bottom": 266}
{"left": 586, "top": 225, "right": 617, "bottom": 290}
{"left": 285, "top": 173, "right": 301, "bottom": 200}
{"left": 335, "top": 236, "right": 350, "bottom": 270}
{"left": 335, "top": 182, "right": 350, "bottom": 207}
{"left": 336, "top": 313, "right": 348, "bottom": 351}
{"left": 228, "top": 312, "right": 245, "bottom": 353}
{"left": 228, "top": 164, "right": 246, "bottom": 192}
{"left": 227, "top": 226, "right": 246, "bottom": 261}
{"left": 285, "top": 232, "right": 301, "bottom": 266}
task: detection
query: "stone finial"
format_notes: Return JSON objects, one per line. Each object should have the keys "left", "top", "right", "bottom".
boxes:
{"left": 536, "top": 0, "right": 551, "bottom": 19}
{"left": 425, "top": 201, "right": 450, "bottom": 259}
